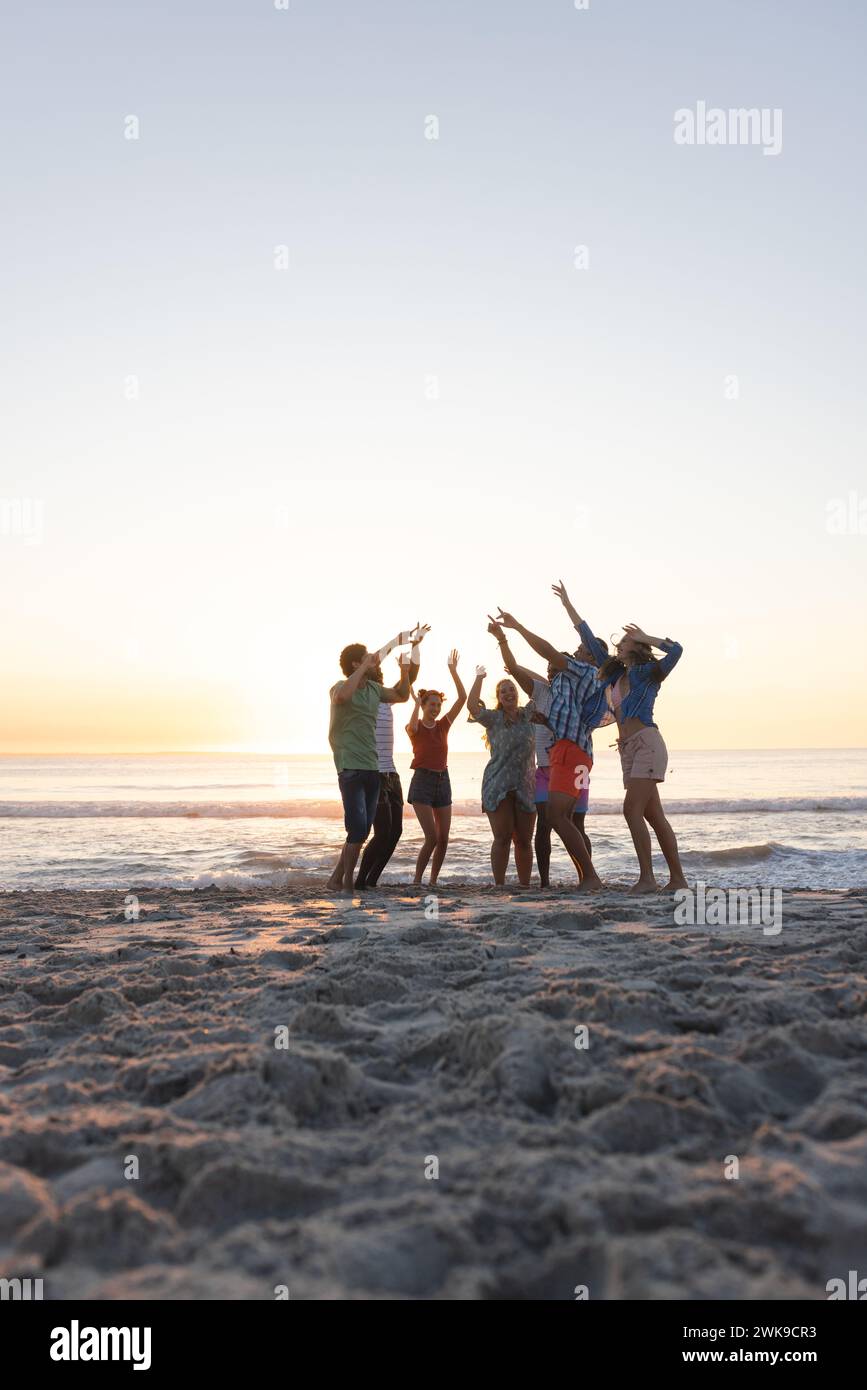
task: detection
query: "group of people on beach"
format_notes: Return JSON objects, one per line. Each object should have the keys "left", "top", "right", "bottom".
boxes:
{"left": 327, "top": 582, "right": 688, "bottom": 895}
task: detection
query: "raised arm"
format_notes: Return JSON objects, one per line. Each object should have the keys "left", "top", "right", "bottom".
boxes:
{"left": 385, "top": 622, "right": 426, "bottom": 697}
{"left": 407, "top": 622, "right": 428, "bottom": 686}
{"left": 654, "top": 638, "right": 683, "bottom": 678}
{"left": 380, "top": 651, "right": 412, "bottom": 703}
{"left": 488, "top": 617, "right": 540, "bottom": 697}
{"left": 623, "top": 624, "right": 683, "bottom": 679}
{"left": 445, "top": 650, "right": 467, "bottom": 723}
{"left": 467, "top": 665, "right": 486, "bottom": 718}
{"left": 494, "top": 608, "right": 567, "bottom": 670}
{"left": 386, "top": 655, "right": 418, "bottom": 696}
{"left": 552, "top": 580, "right": 608, "bottom": 666}
{"left": 374, "top": 621, "right": 429, "bottom": 665}
{"left": 552, "top": 579, "right": 583, "bottom": 631}
{"left": 405, "top": 687, "right": 422, "bottom": 737}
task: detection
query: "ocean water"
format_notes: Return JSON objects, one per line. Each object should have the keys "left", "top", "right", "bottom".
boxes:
{"left": 1, "top": 749, "right": 865, "bottom": 893}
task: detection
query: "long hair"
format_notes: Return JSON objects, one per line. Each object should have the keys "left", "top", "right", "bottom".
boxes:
{"left": 479, "top": 678, "right": 520, "bottom": 750}
{"left": 473, "top": 680, "right": 518, "bottom": 751}
{"left": 598, "top": 641, "right": 663, "bottom": 685}
{"left": 495, "top": 679, "right": 518, "bottom": 712}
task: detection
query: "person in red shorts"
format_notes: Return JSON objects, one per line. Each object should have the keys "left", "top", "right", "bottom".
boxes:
{"left": 493, "top": 606, "right": 610, "bottom": 891}
{"left": 487, "top": 614, "right": 609, "bottom": 885}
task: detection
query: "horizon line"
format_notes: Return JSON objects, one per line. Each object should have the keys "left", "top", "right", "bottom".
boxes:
{"left": 1, "top": 747, "right": 866, "bottom": 757}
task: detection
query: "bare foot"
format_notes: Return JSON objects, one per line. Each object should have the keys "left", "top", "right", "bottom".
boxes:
{"left": 326, "top": 877, "right": 343, "bottom": 892}
{"left": 664, "top": 876, "right": 689, "bottom": 891}
{"left": 628, "top": 877, "right": 658, "bottom": 895}
{"left": 577, "top": 873, "right": 604, "bottom": 893}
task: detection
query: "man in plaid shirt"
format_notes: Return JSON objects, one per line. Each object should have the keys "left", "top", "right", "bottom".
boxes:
{"left": 493, "top": 605, "right": 608, "bottom": 891}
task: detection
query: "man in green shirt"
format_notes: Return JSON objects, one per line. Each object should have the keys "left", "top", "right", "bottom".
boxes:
{"left": 327, "top": 640, "right": 412, "bottom": 891}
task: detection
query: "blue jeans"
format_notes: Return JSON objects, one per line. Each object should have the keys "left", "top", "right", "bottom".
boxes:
{"left": 338, "top": 769, "right": 381, "bottom": 843}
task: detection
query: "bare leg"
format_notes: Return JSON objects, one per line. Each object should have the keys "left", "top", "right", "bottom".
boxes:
{"left": 487, "top": 799, "right": 516, "bottom": 885}
{"left": 512, "top": 806, "right": 536, "bottom": 886}
{"left": 643, "top": 784, "right": 687, "bottom": 889}
{"left": 546, "top": 790, "right": 603, "bottom": 890}
{"left": 623, "top": 780, "right": 657, "bottom": 892}
{"left": 341, "top": 841, "right": 364, "bottom": 892}
{"left": 412, "top": 803, "right": 438, "bottom": 884}
{"left": 428, "top": 805, "right": 452, "bottom": 886}
{"left": 534, "top": 802, "right": 552, "bottom": 887}
{"left": 573, "top": 810, "right": 591, "bottom": 859}
{"left": 326, "top": 844, "right": 346, "bottom": 890}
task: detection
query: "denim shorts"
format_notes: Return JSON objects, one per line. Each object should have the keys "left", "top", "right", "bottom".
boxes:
{"left": 338, "top": 769, "right": 382, "bottom": 842}
{"left": 407, "top": 768, "right": 452, "bottom": 809}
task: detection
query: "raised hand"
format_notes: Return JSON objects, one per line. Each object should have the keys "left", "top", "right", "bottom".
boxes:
{"left": 475, "top": 664, "right": 487, "bottom": 678}
{"left": 494, "top": 608, "right": 517, "bottom": 629}
{"left": 411, "top": 622, "right": 431, "bottom": 644}
{"left": 553, "top": 579, "right": 582, "bottom": 627}
{"left": 447, "top": 649, "right": 459, "bottom": 672}
{"left": 487, "top": 614, "right": 505, "bottom": 640}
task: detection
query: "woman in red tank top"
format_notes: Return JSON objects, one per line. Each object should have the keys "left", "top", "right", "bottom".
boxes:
{"left": 406, "top": 650, "right": 466, "bottom": 885}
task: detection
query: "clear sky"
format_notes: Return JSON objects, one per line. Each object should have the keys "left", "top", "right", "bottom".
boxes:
{"left": 2, "top": 0, "right": 866, "bottom": 752}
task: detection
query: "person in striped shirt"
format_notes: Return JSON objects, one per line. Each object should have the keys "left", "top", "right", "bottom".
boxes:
{"left": 355, "top": 629, "right": 426, "bottom": 889}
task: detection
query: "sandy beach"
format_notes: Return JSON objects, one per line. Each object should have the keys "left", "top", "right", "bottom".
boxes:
{"left": 1, "top": 883, "right": 866, "bottom": 1300}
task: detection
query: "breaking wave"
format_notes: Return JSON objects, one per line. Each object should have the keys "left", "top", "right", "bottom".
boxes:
{"left": 2, "top": 796, "right": 867, "bottom": 820}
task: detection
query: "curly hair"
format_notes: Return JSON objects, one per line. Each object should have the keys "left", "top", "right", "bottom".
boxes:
{"left": 339, "top": 643, "right": 366, "bottom": 676}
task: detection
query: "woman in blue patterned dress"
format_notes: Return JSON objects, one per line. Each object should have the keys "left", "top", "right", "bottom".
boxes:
{"left": 467, "top": 664, "right": 537, "bottom": 886}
